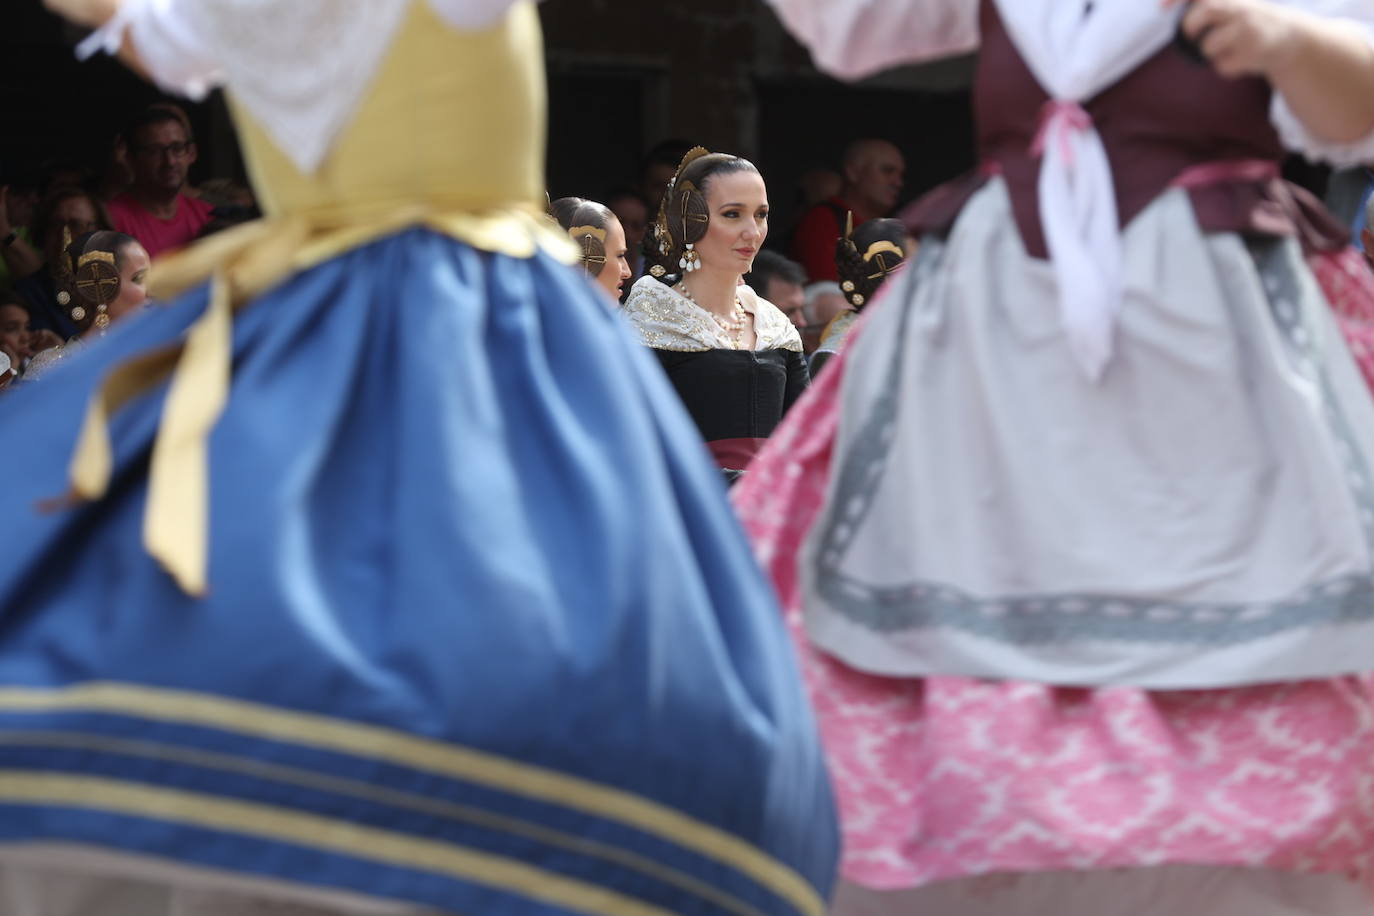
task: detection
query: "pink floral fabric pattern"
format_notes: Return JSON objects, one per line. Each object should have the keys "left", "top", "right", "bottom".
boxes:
{"left": 1315, "top": 248, "right": 1374, "bottom": 391}
{"left": 733, "top": 290, "right": 1374, "bottom": 891}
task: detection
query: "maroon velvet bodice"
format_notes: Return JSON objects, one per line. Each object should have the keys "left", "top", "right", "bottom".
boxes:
{"left": 905, "top": 0, "right": 1345, "bottom": 257}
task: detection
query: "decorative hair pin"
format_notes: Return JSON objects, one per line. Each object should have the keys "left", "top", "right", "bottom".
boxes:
{"left": 568, "top": 224, "right": 608, "bottom": 277}
{"left": 74, "top": 246, "right": 120, "bottom": 330}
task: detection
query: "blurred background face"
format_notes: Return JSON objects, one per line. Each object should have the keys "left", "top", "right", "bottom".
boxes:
{"left": 848, "top": 142, "right": 905, "bottom": 214}
{"left": 596, "top": 216, "right": 632, "bottom": 300}
{"left": 0, "top": 305, "right": 32, "bottom": 363}
{"left": 5, "top": 185, "right": 39, "bottom": 231}
{"left": 107, "top": 240, "right": 152, "bottom": 322}
{"left": 640, "top": 163, "right": 677, "bottom": 214}
{"left": 608, "top": 194, "right": 648, "bottom": 259}
{"left": 766, "top": 277, "right": 806, "bottom": 328}
{"left": 129, "top": 119, "right": 196, "bottom": 195}
{"left": 809, "top": 289, "right": 849, "bottom": 329}
{"left": 44, "top": 194, "right": 100, "bottom": 263}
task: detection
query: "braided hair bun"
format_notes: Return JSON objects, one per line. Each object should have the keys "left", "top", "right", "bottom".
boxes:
{"left": 835, "top": 214, "right": 908, "bottom": 311}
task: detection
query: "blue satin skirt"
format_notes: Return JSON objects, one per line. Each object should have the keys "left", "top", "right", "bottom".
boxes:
{"left": 0, "top": 229, "right": 838, "bottom": 915}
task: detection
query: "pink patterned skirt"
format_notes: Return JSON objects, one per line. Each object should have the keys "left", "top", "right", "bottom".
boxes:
{"left": 733, "top": 254, "right": 1374, "bottom": 891}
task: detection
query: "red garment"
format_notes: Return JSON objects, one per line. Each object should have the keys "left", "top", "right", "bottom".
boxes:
{"left": 904, "top": 0, "right": 1313, "bottom": 258}
{"left": 790, "top": 197, "right": 875, "bottom": 282}
{"left": 107, "top": 192, "right": 214, "bottom": 260}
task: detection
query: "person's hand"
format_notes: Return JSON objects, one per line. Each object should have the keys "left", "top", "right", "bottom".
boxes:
{"left": 0, "top": 341, "right": 21, "bottom": 373}
{"left": 1164, "top": 0, "right": 1300, "bottom": 79}
{"left": 43, "top": 0, "right": 121, "bottom": 28}
{"left": 29, "top": 330, "right": 64, "bottom": 354}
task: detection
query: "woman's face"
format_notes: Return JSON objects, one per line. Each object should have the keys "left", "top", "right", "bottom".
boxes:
{"left": 45, "top": 195, "right": 101, "bottom": 263}
{"left": 696, "top": 170, "right": 768, "bottom": 276}
{"left": 596, "top": 216, "right": 632, "bottom": 300}
{"left": 107, "top": 240, "right": 151, "bottom": 322}
{"left": 0, "top": 305, "right": 32, "bottom": 363}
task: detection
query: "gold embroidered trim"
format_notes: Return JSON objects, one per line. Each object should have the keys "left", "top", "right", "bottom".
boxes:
{"left": 0, "top": 683, "right": 824, "bottom": 916}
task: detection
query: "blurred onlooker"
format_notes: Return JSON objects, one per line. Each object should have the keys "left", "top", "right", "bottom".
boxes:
{"left": 638, "top": 139, "right": 694, "bottom": 214}
{"left": 107, "top": 104, "right": 213, "bottom": 259}
{"left": 802, "top": 281, "right": 849, "bottom": 354}
{"left": 39, "top": 157, "right": 94, "bottom": 196}
{"left": 809, "top": 216, "right": 910, "bottom": 376}
{"left": 195, "top": 178, "right": 262, "bottom": 238}
{"left": 605, "top": 188, "right": 649, "bottom": 286}
{"left": 0, "top": 183, "right": 44, "bottom": 287}
{"left": 14, "top": 187, "right": 112, "bottom": 338}
{"left": 744, "top": 250, "right": 808, "bottom": 329}
{"left": 24, "top": 231, "right": 153, "bottom": 380}
{"left": 790, "top": 139, "right": 905, "bottom": 282}
{"left": 0, "top": 302, "right": 33, "bottom": 369}
{"left": 2, "top": 176, "right": 40, "bottom": 234}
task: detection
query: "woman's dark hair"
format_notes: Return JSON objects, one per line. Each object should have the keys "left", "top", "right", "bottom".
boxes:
{"left": 71, "top": 231, "right": 141, "bottom": 270}
{"left": 62, "top": 230, "right": 142, "bottom": 314}
{"left": 121, "top": 102, "right": 195, "bottom": 147}
{"left": 835, "top": 216, "right": 908, "bottom": 310}
{"left": 645, "top": 148, "right": 761, "bottom": 284}
{"left": 550, "top": 197, "right": 615, "bottom": 278}
{"left": 29, "top": 187, "right": 113, "bottom": 252}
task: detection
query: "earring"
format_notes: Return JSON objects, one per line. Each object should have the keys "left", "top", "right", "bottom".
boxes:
{"left": 70, "top": 305, "right": 87, "bottom": 321}
{"left": 680, "top": 242, "right": 700, "bottom": 273}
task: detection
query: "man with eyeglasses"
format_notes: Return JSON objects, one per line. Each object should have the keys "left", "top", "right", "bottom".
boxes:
{"left": 106, "top": 104, "right": 213, "bottom": 259}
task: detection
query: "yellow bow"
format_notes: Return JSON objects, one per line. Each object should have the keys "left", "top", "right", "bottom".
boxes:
{"left": 63, "top": 205, "right": 574, "bottom": 597}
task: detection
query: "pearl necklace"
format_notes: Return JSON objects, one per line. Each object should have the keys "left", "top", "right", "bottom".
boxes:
{"left": 680, "top": 283, "right": 750, "bottom": 349}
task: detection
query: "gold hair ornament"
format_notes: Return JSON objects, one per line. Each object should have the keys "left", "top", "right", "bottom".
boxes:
{"left": 568, "top": 225, "right": 607, "bottom": 277}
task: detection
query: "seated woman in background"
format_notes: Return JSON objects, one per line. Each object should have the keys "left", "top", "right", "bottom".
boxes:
{"left": 623, "top": 148, "right": 807, "bottom": 481}
{"left": 808, "top": 214, "right": 908, "bottom": 376}
{"left": 549, "top": 196, "right": 632, "bottom": 302}
{"left": 24, "top": 230, "right": 151, "bottom": 379}
{"left": 13, "top": 187, "right": 113, "bottom": 339}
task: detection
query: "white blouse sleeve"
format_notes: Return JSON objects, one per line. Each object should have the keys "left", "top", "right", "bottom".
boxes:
{"left": 762, "top": 0, "right": 979, "bottom": 81}
{"left": 78, "top": 0, "right": 225, "bottom": 99}
{"left": 78, "top": 0, "right": 530, "bottom": 99}
{"left": 1268, "top": 0, "right": 1374, "bottom": 166}
{"left": 75, "top": 0, "right": 532, "bottom": 175}
{"left": 429, "top": 0, "right": 529, "bottom": 30}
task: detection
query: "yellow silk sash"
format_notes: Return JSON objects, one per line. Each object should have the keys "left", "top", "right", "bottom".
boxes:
{"left": 64, "top": 205, "right": 574, "bottom": 596}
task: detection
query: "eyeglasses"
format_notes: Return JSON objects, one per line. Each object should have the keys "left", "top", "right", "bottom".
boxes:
{"left": 132, "top": 141, "right": 193, "bottom": 160}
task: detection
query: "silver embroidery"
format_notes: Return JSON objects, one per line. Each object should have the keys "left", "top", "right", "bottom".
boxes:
{"left": 621, "top": 277, "right": 803, "bottom": 352}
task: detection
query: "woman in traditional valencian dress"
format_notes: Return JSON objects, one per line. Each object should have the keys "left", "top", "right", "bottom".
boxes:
{"left": 807, "top": 215, "right": 908, "bottom": 377}
{"left": 737, "top": 0, "right": 1374, "bottom": 912}
{"left": 549, "top": 196, "right": 635, "bottom": 302}
{"left": 0, "top": 1, "right": 838, "bottom": 913}
{"left": 623, "top": 149, "right": 808, "bottom": 481}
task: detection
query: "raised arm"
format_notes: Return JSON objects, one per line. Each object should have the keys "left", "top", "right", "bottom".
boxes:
{"left": 44, "top": 0, "right": 535, "bottom": 174}
{"left": 45, "top": 0, "right": 223, "bottom": 97}
{"left": 762, "top": 0, "right": 979, "bottom": 80}
{"left": 1169, "top": 0, "right": 1374, "bottom": 163}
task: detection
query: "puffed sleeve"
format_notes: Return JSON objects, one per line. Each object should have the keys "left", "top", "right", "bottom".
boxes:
{"left": 1268, "top": 0, "right": 1374, "bottom": 166}
{"left": 428, "top": 0, "right": 531, "bottom": 30}
{"left": 78, "top": 0, "right": 225, "bottom": 99}
{"left": 762, "top": 0, "right": 979, "bottom": 80}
